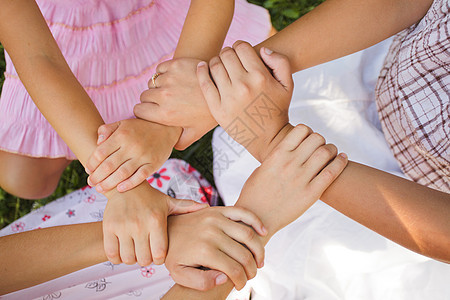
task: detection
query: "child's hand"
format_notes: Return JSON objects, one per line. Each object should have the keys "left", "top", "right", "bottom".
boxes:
{"left": 134, "top": 58, "right": 218, "bottom": 150}
{"left": 103, "top": 184, "right": 208, "bottom": 266}
{"left": 238, "top": 124, "right": 348, "bottom": 235}
{"left": 164, "top": 206, "right": 267, "bottom": 291}
{"left": 197, "top": 41, "right": 294, "bottom": 162}
{"left": 85, "top": 119, "right": 180, "bottom": 193}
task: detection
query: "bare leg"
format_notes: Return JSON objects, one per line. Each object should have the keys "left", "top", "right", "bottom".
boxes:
{"left": 0, "top": 150, "right": 71, "bottom": 199}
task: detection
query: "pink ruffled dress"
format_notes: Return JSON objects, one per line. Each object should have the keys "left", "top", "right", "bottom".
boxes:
{"left": 0, "top": 0, "right": 271, "bottom": 159}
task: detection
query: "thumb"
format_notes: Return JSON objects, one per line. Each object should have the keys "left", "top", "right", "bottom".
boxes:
{"left": 97, "top": 122, "right": 120, "bottom": 145}
{"left": 171, "top": 267, "right": 227, "bottom": 291}
{"left": 168, "top": 198, "right": 209, "bottom": 215}
{"left": 260, "top": 47, "right": 293, "bottom": 91}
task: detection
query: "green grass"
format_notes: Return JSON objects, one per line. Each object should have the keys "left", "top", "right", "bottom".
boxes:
{"left": 0, "top": 1, "right": 324, "bottom": 229}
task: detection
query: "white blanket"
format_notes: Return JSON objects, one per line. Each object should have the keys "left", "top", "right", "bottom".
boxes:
{"left": 213, "top": 38, "right": 450, "bottom": 300}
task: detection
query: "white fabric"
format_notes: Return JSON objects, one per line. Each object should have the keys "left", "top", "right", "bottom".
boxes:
{"left": 213, "top": 38, "right": 450, "bottom": 299}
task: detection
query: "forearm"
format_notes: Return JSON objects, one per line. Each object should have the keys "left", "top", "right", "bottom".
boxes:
{"left": 255, "top": 0, "right": 432, "bottom": 72}
{"left": 0, "top": 0, "right": 103, "bottom": 163}
{"left": 174, "top": 0, "right": 234, "bottom": 60}
{"left": 0, "top": 222, "right": 106, "bottom": 294}
{"left": 322, "top": 162, "right": 450, "bottom": 262}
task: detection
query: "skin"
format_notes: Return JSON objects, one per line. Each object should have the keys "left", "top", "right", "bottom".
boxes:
{"left": 0, "top": 124, "right": 347, "bottom": 295}
{"left": 0, "top": 0, "right": 243, "bottom": 284}
{"left": 164, "top": 42, "right": 449, "bottom": 299}
{"left": 0, "top": 205, "right": 266, "bottom": 294}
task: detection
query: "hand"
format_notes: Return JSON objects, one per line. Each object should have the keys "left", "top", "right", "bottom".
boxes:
{"left": 165, "top": 206, "right": 267, "bottom": 291}
{"left": 237, "top": 124, "right": 348, "bottom": 236}
{"left": 103, "top": 184, "right": 209, "bottom": 266}
{"left": 197, "top": 41, "right": 294, "bottom": 162}
{"left": 134, "top": 58, "right": 218, "bottom": 150}
{"left": 85, "top": 119, "right": 181, "bottom": 193}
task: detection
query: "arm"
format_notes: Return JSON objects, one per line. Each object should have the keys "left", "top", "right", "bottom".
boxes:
{"left": 85, "top": 0, "right": 235, "bottom": 191}
{"left": 0, "top": 0, "right": 205, "bottom": 269}
{"left": 255, "top": 0, "right": 433, "bottom": 72}
{"left": 199, "top": 44, "right": 450, "bottom": 262}
{"left": 0, "top": 222, "right": 106, "bottom": 294}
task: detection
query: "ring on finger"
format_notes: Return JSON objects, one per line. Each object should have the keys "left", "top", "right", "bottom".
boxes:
{"left": 151, "top": 72, "right": 161, "bottom": 88}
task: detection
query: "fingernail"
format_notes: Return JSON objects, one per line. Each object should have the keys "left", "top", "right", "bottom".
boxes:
{"left": 117, "top": 183, "right": 127, "bottom": 192}
{"left": 339, "top": 153, "right": 348, "bottom": 159}
{"left": 215, "top": 273, "right": 228, "bottom": 285}
{"left": 85, "top": 168, "right": 91, "bottom": 175}
{"left": 87, "top": 177, "right": 93, "bottom": 186}
{"left": 97, "top": 134, "right": 105, "bottom": 144}
{"left": 261, "top": 226, "right": 268, "bottom": 236}
{"left": 264, "top": 47, "right": 273, "bottom": 55}
{"left": 96, "top": 185, "right": 103, "bottom": 193}
{"left": 197, "top": 61, "right": 207, "bottom": 68}
{"left": 259, "top": 260, "right": 265, "bottom": 268}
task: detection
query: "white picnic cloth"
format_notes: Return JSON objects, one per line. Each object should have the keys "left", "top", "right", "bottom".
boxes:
{"left": 214, "top": 38, "right": 450, "bottom": 300}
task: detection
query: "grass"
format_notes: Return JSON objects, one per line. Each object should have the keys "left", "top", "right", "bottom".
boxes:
{"left": 0, "top": 1, "right": 324, "bottom": 229}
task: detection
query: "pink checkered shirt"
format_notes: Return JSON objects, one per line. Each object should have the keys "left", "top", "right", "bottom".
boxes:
{"left": 375, "top": 0, "right": 449, "bottom": 192}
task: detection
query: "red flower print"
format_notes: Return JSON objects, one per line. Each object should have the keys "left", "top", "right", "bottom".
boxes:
{"left": 81, "top": 185, "right": 92, "bottom": 191}
{"left": 181, "top": 163, "right": 196, "bottom": 174}
{"left": 42, "top": 215, "right": 51, "bottom": 221}
{"left": 84, "top": 195, "right": 96, "bottom": 204}
{"left": 66, "top": 209, "right": 76, "bottom": 218}
{"left": 11, "top": 221, "right": 25, "bottom": 232}
{"left": 148, "top": 168, "right": 170, "bottom": 188}
{"left": 199, "top": 186, "right": 213, "bottom": 204}
{"left": 140, "top": 266, "right": 155, "bottom": 278}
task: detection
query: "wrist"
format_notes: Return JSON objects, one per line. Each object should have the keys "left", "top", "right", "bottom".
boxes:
{"left": 250, "top": 123, "right": 294, "bottom": 162}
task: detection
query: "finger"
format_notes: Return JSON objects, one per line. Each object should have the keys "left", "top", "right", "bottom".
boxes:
{"left": 273, "top": 124, "right": 313, "bottom": 152}
{"left": 139, "top": 88, "right": 159, "bottom": 104}
{"left": 117, "top": 164, "right": 155, "bottom": 193}
{"left": 97, "top": 122, "right": 120, "bottom": 145}
{"left": 134, "top": 235, "right": 153, "bottom": 266}
{"left": 209, "top": 56, "right": 232, "bottom": 97}
{"left": 95, "top": 159, "right": 135, "bottom": 193}
{"left": 149, "top": 214, "right": 168, "bottom": 265}
{"left": 215, "top": 232, "right": 258, "bottom": 281}
{"left": 171, "top": 266, "right": 227, "bottom": 291}
{"left": 155, "top": 59, "right": 172, "bottom": 74}
{"left": 220, "top": 207, "right": 267, "bottom": 237}
{"left": 86, "top": 145, "right": 121, "bottom": 186}
{"left": 302, "top": 143, "right": 338, "bottom": 178}
{"left": 148, "top": 72, "right": 166, "bottom": 89}
{"left": 310, "top": 153, "right": 348, "bottom": 197}
{"left": 220, "top": 220, "right": 265, "bottom": 269}
{"left": 133, "top": 102, "right": 169, "bottom": 125}
{"left": 294, "top": 132, "right": 327, "bottom": 165}
{"left": 232, "top": 40, "right": 266, "bottom": 72}
{"left": 167, "top": 198, "right": 209, "bottom": 215}
{"left": 201, "top": 248, "right": 248, "bottom": 290}
{"left": 119, "top": 236, "right": 136, "bottom": 265}
{"left": 197, "top": 61, "right": 221, "bottom": 114}
{"left": 88, "top": 149, "right": 125, "bottom": 189}
{"left": 260, "top": 47, "right": 293, "bottom": 90}
{"left": 219, "top": 47, "right": 247, "bottom": 81}
{"left": 103, "top": 232, "right": 122, "bottom": 264}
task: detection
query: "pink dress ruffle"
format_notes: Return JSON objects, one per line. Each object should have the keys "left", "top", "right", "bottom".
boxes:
{"left": 0, "top": 0, "right": 271, "bottom": 159}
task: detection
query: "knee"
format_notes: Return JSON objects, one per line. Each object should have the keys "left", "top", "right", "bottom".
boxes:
{"left": 1, "top": 177, "right": 58, "bottom": 199}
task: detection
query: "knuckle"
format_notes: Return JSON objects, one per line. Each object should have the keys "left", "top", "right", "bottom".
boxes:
{"left": 219, "top": 47, "right": 234, "bottom": 59}
{"left": 321, "top": 169, "right": 335, "bottom": 181}
{"left": 252, "top": 72, "right": 266, "bottom": 86}
{"left": 230, "top": 265, "right": 244, "bottom": 280}
{"left": 317, "top": 146, "right": 334, "bottom": 159}
{"left": 244, "top": 227, "right": 256, "bottom": 241}
{"left": 117, "top": 166, "right": 130, "bottom": 179}
{"left": 198, "top": 278, "right": 211, "bottom": 292}
{"left": 295, "top": 124, "right": 312, "bottom": 135}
